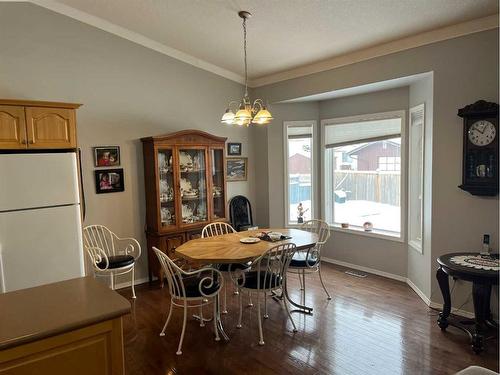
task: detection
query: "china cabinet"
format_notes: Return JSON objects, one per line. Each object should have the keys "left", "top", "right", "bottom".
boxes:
{"left": 141, "top": 130, "right": 228, "bottom": 282}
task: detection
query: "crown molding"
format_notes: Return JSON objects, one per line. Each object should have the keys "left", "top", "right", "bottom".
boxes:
{"left": 249, "top": 14, "right": 499, "bottom": 88}
{"left": 28, "top": 0, "right": 246, "bottom": 85}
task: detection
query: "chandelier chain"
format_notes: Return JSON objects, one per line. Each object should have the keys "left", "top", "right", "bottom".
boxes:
{"left": 243, "top": 16, "right": 248, "bottom": 97}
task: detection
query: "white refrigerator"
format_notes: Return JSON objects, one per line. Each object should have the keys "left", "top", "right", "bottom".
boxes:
{"left": 0, "top": 153, "right": 85, "bottom": 293}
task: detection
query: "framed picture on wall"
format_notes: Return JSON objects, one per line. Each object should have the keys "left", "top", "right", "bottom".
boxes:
{"left": 94, "top": 146, "right": 120, "bottom": 167}
{"left": 95, "top": 168, "right": 125, "bottom": 194}
{"left": 227, "top": 142, "right": 242, "bottom": 156}
{"left": 226, "top": 157, "right": 247, "bottom": 181}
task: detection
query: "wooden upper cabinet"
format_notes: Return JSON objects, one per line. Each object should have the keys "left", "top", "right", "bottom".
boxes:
{"left": 25, "top": 107, "right": 77, "bottom": 149}
{"left": 0, "top": 105, "right": 27, "bottom": 149}
{"left": 0, "top": 99, "right": 81, "bottom": 151}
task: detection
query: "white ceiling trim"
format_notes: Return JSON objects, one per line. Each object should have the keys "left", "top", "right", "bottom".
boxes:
{"left": 24, "top": 1, "right": 498, "bottom": 88}
{"left": 250, "top": 14, "right": 499, "bottom": 87}
{"left": 28, "top": 0, "right": 246, "bottom": 84}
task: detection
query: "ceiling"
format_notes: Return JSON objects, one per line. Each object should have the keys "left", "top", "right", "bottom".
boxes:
{"left": 32, "top": 0, "right": 498, "bottom": 85}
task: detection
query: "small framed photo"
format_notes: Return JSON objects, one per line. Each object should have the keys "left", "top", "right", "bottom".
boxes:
{"left": 95, "top": 169, "right": 124, "bottom": 194}
{"left": 227, "top": 142, "right": 242, "bottom": 156}
{"left": 94, "top": 146, "right": 120, "bottom": 167}
{"left": 226, "top": 157, "right": 247, "bottom": 181}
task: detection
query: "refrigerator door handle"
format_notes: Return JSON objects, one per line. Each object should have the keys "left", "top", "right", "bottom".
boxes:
{"left": 78, "top": 148, "right": 86, "bottom": 221}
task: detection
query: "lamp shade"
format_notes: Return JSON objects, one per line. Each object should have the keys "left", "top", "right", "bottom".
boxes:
{"left": 234, "top": 107, "right": 252, "bottom": 126}
{"left": 252, "top": 107, "right": 273, "bottom": 125}
{"left": 221, "top": 109, "right": 235, "bottom": 124}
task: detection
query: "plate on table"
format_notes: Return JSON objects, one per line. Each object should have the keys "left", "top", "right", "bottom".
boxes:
{"left": 240, "top": 237, "right": 261, "bottom": 244}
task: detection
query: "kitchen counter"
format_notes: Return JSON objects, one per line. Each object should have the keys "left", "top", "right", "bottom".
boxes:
{"left": 0, "top": 277, "right": 130, "bottom": 374}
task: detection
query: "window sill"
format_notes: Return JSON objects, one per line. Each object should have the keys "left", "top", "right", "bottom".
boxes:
{"left": 330, "top": 224, "right": 404, "bottom": 243}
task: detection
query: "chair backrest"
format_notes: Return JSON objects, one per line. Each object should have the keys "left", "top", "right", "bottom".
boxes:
{"left": 300, "top": 220, "right": 330, "bottom": 259}
{"left": 229, "top": 195, "right": 253, "bottom": 231}
{"left": 83, "top": 225, "right": 116, "bottom": 257}
{"left": 201, "top": 222, "right": 236, "bottom": 238}
{"left": 247, "top": 243, "right": 297, "bottom": 290}
{"left": 153, "top": 247, "right": 187, "bottom": 299}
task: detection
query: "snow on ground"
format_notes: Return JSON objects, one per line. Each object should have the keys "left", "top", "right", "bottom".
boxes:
{"left": 334, "top": 200, "right": 400, "bottom": 232}
{"left": 289, "top": 199, "right": 400, "bottom": 233}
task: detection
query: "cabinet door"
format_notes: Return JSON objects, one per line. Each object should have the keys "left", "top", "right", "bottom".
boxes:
{"left": 210, "top": 147, "right": 227, "bottom": 220}
{"left": 162, "top": 234, "right": 185, "bottom": 257}
{"left": 25, "top": 107, "right": 76, "bottom": 149}
{"left": 157, "top": 148, "right": 178, "bottom": 231}
{"left": 0, "top": 106, "right": 27, "bottom": 149}
{"left": 177, "top": 147, "right": 210, "bottom": 228}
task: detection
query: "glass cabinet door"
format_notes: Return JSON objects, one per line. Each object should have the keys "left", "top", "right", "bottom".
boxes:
{"left": 211, "top": 148, "right": 226, "bottom": 220}
{"left": 178, "top": 148, "right": 209, "bottom": 225}
{"left": 157, "top": 148, "right": 176, "bottom": 229}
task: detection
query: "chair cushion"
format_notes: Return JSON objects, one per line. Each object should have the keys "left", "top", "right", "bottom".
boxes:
{"left": 97, "top": 255, "right": 135, "bottom": 269}
{"left": 175, "top": 273, "right": 221, "bottom": 298}
{"left": 289, "top": 253, "right": 319, "bottom": 268}
{"left": 239, "top": 271, "right": 282, "bottom": 290}
{"left": 217, "top": 262, "right": 251, "bottom": 272}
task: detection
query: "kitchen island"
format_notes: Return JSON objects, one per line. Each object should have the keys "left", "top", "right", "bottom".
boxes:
{"left": 0, "top": 277, "right": 130, "bottom": 375}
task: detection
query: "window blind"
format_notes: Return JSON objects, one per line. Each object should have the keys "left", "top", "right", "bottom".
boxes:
{"left": 324, "top": 118, "right": 401, "bottom": 148}
{"left": 288, "top": 125, "right": 313, "bottom": 139}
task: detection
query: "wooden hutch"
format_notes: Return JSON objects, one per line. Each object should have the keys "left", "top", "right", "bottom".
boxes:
{"left": 141, "top": 130, "right": 228, "bottom": 282}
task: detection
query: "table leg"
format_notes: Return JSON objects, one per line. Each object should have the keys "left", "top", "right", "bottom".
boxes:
{"left": 471, "top": 282, "right": 490, "bottom": 354}
{"left": 436, "top": 267, "right": 451, "bottom": 330}
{"left": 215, "top": 293, "right": 230, "bottom": 341}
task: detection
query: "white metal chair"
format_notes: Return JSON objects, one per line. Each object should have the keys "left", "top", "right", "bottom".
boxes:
{"left": 234, "top": 242, "right": 298, "bottom": 345}
{"left": 288, "top": 219, "right": 331, "bottom": 300}
{"left": 201, "top": 222, "right": 252, "bottom": 314}
{"left": 83, "top": 225, "right": 141, "bottom": 298}
{"left": 153, "top": 247, "right": 223, "bottom": 355}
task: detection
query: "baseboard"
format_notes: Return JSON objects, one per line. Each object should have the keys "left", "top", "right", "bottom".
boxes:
{"left": 323, "top": 257, "right": 476, "bottom": 319}
{"left": 322, "top": 257, "right": 407, "bottom": 282}
{"left": 114, "top": 277, "right": 150, "bottom": 290}
{"left": 406, "top": 278, "right": 432, "bottom": 305}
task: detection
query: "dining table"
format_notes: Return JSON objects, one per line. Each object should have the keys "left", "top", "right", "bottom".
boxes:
{"left": 174, "top": 228, "right": 319, "bottom": 341}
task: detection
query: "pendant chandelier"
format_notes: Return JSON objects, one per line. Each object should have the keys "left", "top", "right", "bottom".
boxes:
{"left": 221, "top": 11, "right": 273, "bottom": 127}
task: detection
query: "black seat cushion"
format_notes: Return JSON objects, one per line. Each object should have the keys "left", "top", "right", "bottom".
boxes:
{"left": 289, "top": 253, "right": 319, "bottom": 268}
{"left": 97, "top": 254, "right": 135, "bottom": 269}
{"left": 239, "top": 271, "right": 282, "bottom": 290}
{"left": 217, "top": 262, "right": 251, "bottom": 272}
{"left": 174, "top": 273, "right": 221, "bottom": 298}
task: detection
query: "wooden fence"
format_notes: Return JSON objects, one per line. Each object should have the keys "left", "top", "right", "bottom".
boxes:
{"left": 334, "top": 170, "right": 400, "bottom": 206}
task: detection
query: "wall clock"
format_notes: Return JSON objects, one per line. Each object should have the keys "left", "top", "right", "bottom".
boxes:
{"left": 457, "top": 100, "right": 499, "bottom": 196}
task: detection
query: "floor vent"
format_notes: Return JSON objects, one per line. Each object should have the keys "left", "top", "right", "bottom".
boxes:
{"left": 345, "top": 270, "right": 367, "bottom": 278}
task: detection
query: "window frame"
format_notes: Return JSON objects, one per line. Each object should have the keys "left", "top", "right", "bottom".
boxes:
{"left": 408, "top": 103, "right": 425, "bottom": 253}
{"left": 320, "top": 110, "right": 406, "bottom": 241}
{"left": 283, "top": 120, "right": 317, "bottom": 227}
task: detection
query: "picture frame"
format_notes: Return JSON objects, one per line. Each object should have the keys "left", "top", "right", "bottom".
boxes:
{"left": 226, "top": 157, "right": 247, "bottom": 181}
{"left": 95, "top": 168, "right": 125, "bottom": 194}
{"left": 94, "top": 146, "right": 120, "bottom": 167}
{"left": 227, "top": 142, "right": 242, "bottom": 156}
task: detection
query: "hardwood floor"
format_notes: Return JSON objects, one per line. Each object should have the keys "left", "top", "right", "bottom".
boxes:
{"left": 118, "top": 263, "right": 498, "bottom": 374}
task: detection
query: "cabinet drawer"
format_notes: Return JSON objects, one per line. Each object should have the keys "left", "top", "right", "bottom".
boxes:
{"left": 25, "top": 107, "right": 76, "bottom": 149}
{"left": 0, "top": 106, "right": 27, "bottom": 150}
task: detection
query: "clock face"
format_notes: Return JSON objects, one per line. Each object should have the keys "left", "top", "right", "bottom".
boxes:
{"left": 468, "top": 120, "right": 496, "bottom": 146}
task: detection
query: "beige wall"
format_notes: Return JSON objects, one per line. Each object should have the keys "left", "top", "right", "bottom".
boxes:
{"left": 253, "top": 29, "right": 499, "bottom": 313}
{"left": 0, "top": 3, "right": 254, "bottom": 283}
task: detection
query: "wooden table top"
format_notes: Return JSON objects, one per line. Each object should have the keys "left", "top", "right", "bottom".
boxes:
{"left": 0, "top": 277, "right": 130, "bottom": 350}
{"left": 175, "top": 228, "right": 318, "bottom": 264}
